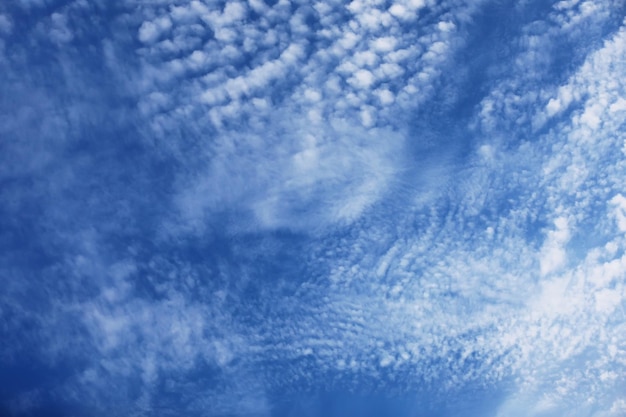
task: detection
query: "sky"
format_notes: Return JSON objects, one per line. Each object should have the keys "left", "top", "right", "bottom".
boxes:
{"left": 0, "top": 0, "right": 625, "bottom": 416}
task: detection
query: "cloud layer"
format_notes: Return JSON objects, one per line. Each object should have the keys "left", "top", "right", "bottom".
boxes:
{"left": 1, "top": 0, "right": 625, "bottom": 416}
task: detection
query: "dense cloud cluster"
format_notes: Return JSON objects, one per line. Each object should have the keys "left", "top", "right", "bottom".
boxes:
{"left": 0, "top": 0, "right": 625, "bottom": 416}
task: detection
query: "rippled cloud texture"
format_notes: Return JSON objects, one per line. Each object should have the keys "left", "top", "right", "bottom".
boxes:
{"left": 1, "top": 0, "right": 625, "bottom": 416}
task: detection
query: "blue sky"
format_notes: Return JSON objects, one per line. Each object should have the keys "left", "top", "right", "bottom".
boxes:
{"left": 1, "top": 0, "right": 625, "bottom": 416}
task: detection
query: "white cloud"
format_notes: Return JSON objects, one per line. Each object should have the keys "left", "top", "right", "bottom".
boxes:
{"left": 349, "top": 68, "right": 375, "bottom": 89}
{"left": 388, "top": 4, "right": 408, "bottom": 19}
{"left": 375, "top": 88, "right": 395, "bottom": 105}
{"left": 121, "top": 0, "right": 487, "bottom": 239}
{"left": 371, "top": 36, "right": 397, "bottom": 53}
{"left": 610, "top": 194, "right": 626, "bottom": 232}
{"left": 437, "top": 21, "right": 456, "bottom": 33}
{"left": 540, "top": 216, "right": 571, "bottom": 276}
{"left": 0, "top": 14, "right": 12, "bottom": 35}
{"left": 545, "top": 84, "right": 575, "bottom": 117}
{"left": 38, "top": 11, "right": 73, "bottom": 44}
{"left": 138, "top": 16, "right": 172, "bottom": 44}
{"left": 221, "top": 2, "right": 247, "bottom": 24}
{"left": 594, "top": 288, "right": 622, "bottom": 314}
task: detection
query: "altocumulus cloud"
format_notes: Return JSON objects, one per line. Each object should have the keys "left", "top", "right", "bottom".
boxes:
{"left": 0, "top": 0, "right": 625, "bottom": 416}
